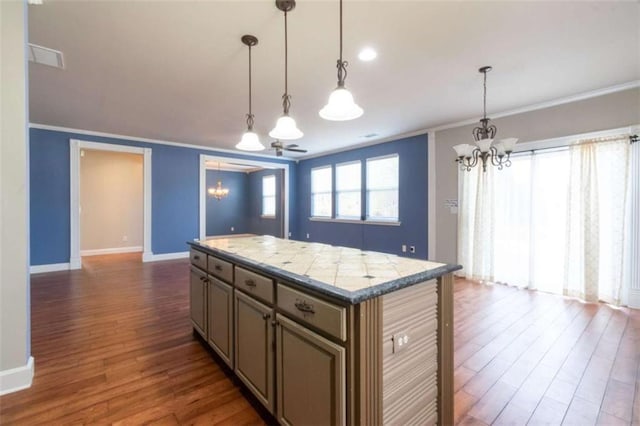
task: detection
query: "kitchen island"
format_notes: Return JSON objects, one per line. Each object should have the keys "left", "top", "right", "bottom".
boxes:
{"left": 187, "top": 235, "right": 460, "bottom": 426}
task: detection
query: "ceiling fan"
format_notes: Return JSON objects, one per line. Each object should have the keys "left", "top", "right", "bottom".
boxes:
{"left": 270, "top": 140, "right": 307, "bottom": 157}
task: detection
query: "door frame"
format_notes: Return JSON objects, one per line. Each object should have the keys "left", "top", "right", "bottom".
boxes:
{"left": 69, "top": 139, "right": 152, "bottom": 269}
{"left": 199, "top": 154, "right": 289, "bottom": 241}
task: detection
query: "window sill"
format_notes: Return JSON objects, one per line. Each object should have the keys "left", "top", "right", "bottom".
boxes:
{"left": 260, "top": 215, "right": 276, "bottom": 219}
{"left": 309, "top": 217, "right": 401, "bottom": 226}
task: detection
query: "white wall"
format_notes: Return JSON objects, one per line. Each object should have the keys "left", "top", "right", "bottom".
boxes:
{"left": 0, "top": 0, "right": 33, "bottom": 393}
{"left": 80, "top": 149, "right": 143, "bottom": 253}
{"left": 434, "top": 87, "right": 640, "bottom": 265}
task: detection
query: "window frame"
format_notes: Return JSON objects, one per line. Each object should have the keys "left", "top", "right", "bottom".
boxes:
{"left": 261, "top": 174, "right": 276, "bottom": 218}
{"left": 365, "top": 154, "right": 400, "bottom": 222}
{"left": 310, "top": 165, "right": 333, "bottom": 218}
{"left": 335, "top": 160, "right": 362, "bottom": 220}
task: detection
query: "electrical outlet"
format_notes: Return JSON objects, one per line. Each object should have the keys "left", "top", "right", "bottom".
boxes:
{"left": 122, "top": 235, "right": 128, "bottom": 242}
{"left": 231, "top": 226, "right": 234, "bottom": 232}
{"left": 409, "top": 246, "right": 416, "bottom": 253}
{"left": 288, "top": 232, "right": 292, "bottom": 237}
{"left": 402, "top": 244, "right": 407, "bottom": 253}
{"left": 306, "top": 233, "right": 310, "bottom": 239}
{"left": 392, "top": 333, "right": 410, "bottom": 353}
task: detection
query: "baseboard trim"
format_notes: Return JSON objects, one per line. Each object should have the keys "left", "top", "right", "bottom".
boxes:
{"left": 142, "top": 251, "right": 189, "bottom": 262}
{"left": 80, "top": 246, "right": 143, "bottom": 256}
{"left": 0, "top": 356, "right": 34, "bottom": 395}
{"left": 30, "top": 263, "right": 70, "bottom": 274}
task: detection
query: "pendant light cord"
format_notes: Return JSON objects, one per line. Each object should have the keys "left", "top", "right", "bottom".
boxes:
{"left": 246, "top": 43, "right": 254, "bottom": 130}
{"left": 336, "top": 0, "right": 348, "bottom": 88}
{"left": 483, "top": 70, "right": 487, "bottom": 120}
{"left": 281, "top": 10, "right": 292, "bottom": 115}
{"left": 339, "top": 0, "right": 343, "bottom": 62}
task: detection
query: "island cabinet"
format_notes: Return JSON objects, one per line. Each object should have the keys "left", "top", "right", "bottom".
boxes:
{"left": 188, "top": 236, "right": 460, "bottom": 426}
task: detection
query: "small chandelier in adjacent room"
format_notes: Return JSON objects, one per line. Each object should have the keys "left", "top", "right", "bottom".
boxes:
{"left": 236, "top": 35, "right": 265, "bottom": 151}
{"left": 453, "top": 66, "right": 518, "bottom": 172}
{"left": 269, "top": 0, "right": 303, "bottom": 140}
{"left": 208, "top": 163, "right": 229, "bottom": 200}
{"left": 319, "top": 0, "right": 363, "bottom": 121}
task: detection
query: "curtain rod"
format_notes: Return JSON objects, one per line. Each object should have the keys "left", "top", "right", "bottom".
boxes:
{"left": 631, "top": 134, "right": 639, "bottom": 144}
{"left": 511, "top": 133, "right": 635, "bottom": 157}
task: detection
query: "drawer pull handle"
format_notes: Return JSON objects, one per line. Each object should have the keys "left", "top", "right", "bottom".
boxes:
{"left": 193, "top": 255, "right": 200, "bottom": 260}
{"left": 263, "top": 313, "right": 271, "bottom": 320}
{"left": 199, "top": 276, "right": 206, "bottom": 281}
{"left": 294, "top": 301, "right": 315, "bottom": 315}
{"left": 245, "top": 279, "right": 256, "bottom": 287}
{"left": 214, "top": 265, "right": 223, "bottom": 271}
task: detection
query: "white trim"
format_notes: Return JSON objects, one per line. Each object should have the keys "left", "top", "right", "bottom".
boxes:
{"left": 428, "top": 131, "right": 436, "bottom": 261}
{"left": 70, "top": 139, "right": 152, "bottom": 268}
{"left": 143, "top": 251, "right": 189, "bottom": 262}
{"left": 0, "top": 356, "right": 34, "bottom": 395}
{"left": 30, "top": 122, "right": 296, "bottom": 161}
{"left": 199, "top": 155, "right": 290, "bottom": 241}
{"left": 30, "top": 263, "right": 70, "bottom": 274}
{"left": 309, "top": 217, "right": 402, "bottom": 226}
{"left": 428, "top": 80, "right": 640, "bottom": 133}
{"left": 512, "top": 125, "right": 639, "bottom": 152}
{"left": 297, "top": 81, "right": 639, "bottom": 160}
{"left": 80, "top": 246, "right": 143, "bottom": 256}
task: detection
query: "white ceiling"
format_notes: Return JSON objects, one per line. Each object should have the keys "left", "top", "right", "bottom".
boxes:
{"left": 28, "top": 1, "right": 639, "bottom": 158}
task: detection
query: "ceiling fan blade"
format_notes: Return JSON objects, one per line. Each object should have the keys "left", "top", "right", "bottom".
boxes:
{"left": 285, "top": 147, "right": 307, "bottom": 153}
{"left": 285, "top": 144, "right": 299, "bottom": 149}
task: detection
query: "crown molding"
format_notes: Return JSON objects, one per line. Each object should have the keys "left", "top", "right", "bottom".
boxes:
{"left": 428, "top": 80, "right": 640, "bottom": 133}
{"left": 28, "top": 123, "right": 296, "bottom": 162}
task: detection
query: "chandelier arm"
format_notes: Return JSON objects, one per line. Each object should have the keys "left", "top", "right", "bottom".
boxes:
{"left": 467, "top": 148, "right": 480, "bottom": 169}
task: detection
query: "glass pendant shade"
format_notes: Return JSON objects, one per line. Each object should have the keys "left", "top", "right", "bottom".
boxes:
{"left": 500, "top": 137, "right": 518, "bottom": 152}
{"left": 475, "top": 138, "right": 494, "bottom": 153}
{"left": 453, "top": 144, "right": 473, "bottom": 158}
{"left": 319, "top": 87, "right": 363, "bottom": 121}
{"left": 236, "top": 130, "right": 264, "bottom": 151}
{"left": 269, "top": 115, "right": 303, "bottom": 140}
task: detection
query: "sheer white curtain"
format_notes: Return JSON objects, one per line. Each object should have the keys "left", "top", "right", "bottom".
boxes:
{"left": 458, "top": 135, "right": 632, "bottom": 305}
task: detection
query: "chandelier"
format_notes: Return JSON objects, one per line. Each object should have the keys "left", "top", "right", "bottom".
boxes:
{"left": 208, "top": 163, "right": 229, "bottom": 200}
{"left": 453, "top": 66, "right": 518, "bottom": 172}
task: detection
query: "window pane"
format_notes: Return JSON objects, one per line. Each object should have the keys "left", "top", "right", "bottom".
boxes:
{"left": 311, "top": 166, "right": 332, "bottom": 193}
{"left": 367, "top": 189, "right": 398, "bottom": 220}
{"left": 263, "top": 195, "right": 276, "bottom": 216}
{"left": 337, "top": 191, "right": 361, "bottom": 218}
{"left": 262, "top": 175, "right": 276, "bottom": 196}
{"left": 312, "top": 193, "right": 332, "bottom": 217}
{"left": 366, "top": 156, "right": 399, "bottom": 220}
{"left": 336, "top": 162, "right": 361, "bottom": 191}
{"left": 367, "top": 156, "right": 398, "bottom": 190}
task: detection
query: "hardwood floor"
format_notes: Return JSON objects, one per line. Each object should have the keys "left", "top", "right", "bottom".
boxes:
{"left": 1, "top": 254, "right": 638, "bottom": 425}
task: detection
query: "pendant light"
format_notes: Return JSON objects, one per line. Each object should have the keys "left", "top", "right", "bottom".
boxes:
{"left": 236, "top": 35, "right": 265, "bottom": 151}
{"left": 269, "top": 0, "right": 303, "bottom": 140}
{"left": 319, "top": 0, "right": 363, "bottom": 121}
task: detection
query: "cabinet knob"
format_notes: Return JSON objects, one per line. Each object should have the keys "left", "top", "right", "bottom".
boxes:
{"left": 193, "top": 255, "right": 200, "bottom": 260}
{"left": 214, "top": 265, "right": 223, "bottom": 271}
{"left": 245, "top": 279, "right": 256, "bottom": 287}
{"left": 199, "top": 276, "right": 206, "bottom": 281}
{"left": 263, "top": 313, "right": 271, "bottom": 320}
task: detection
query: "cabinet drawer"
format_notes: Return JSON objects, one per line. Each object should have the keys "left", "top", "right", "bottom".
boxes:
{"left": 208, "top": 255, "right": 233, "bottom": 283}
{"left": 235, "top": 267, "right": 274, "bottom": 304}
{"left": 190, "top": 248, "right": 207, "bottom": 271}
{"left": 277, "top": 284, "right": 346, "bottom": 341}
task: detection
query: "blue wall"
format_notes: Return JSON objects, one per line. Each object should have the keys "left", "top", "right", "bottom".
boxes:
{"left": 205, "top": 170, "right": 248, "bottom": 236}
{"left": 247, "top": 169, "right": 283, "bottom": 238}
{"left": 29, "top": 128, "right": 296, "bottom": 265}
{"left": 295, "top": 134, "right": 429, "bottom": 259}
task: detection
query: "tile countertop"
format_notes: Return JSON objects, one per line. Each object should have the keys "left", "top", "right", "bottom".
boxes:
{"left": 188, "top": 235, "right": 461, "bottom": 304}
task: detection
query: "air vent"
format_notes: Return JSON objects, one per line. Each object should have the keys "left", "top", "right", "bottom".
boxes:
{"left": 28, "top": 43, "right": 64, "bottom": 69}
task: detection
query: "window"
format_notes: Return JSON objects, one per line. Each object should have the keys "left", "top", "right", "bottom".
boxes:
{"left": 336, "top": 161, "right": 361, "bottom": 219}
{"left": 366, "top": 155, "right": 399, "bottom": 221}
{"left": 262, "top": 175, "right": 276, "bottom": 217}
{"left": 311, "top": 166, "right": 332, "bottom": 217}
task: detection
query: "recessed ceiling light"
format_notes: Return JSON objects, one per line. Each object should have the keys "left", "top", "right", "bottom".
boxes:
{"left": 358, "top": 47, "right": 377, "bottom": 62}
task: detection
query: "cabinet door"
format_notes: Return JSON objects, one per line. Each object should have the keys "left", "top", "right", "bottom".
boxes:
{"left": 234, "top": 290, "right": 274, "bottom": 413}
{"left": 189, "top": 267, "right": 207, "bottom": 338}
{"left": 276, "top": 314, "right": 346, "bottom": 426}
{"left": 207, "top": 277, "right": 233, "bottom": 368}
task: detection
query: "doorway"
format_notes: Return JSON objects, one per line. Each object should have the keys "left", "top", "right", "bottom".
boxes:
{"left": 69, "top": 139, "right": 152, "bottom": 269}
{"left": 198, "top": 155, "right": 290, "bottom": 241}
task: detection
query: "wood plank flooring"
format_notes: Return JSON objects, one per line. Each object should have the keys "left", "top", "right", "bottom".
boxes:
{"left": 1, "top": 253, "right": 638, "bottom": 425}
